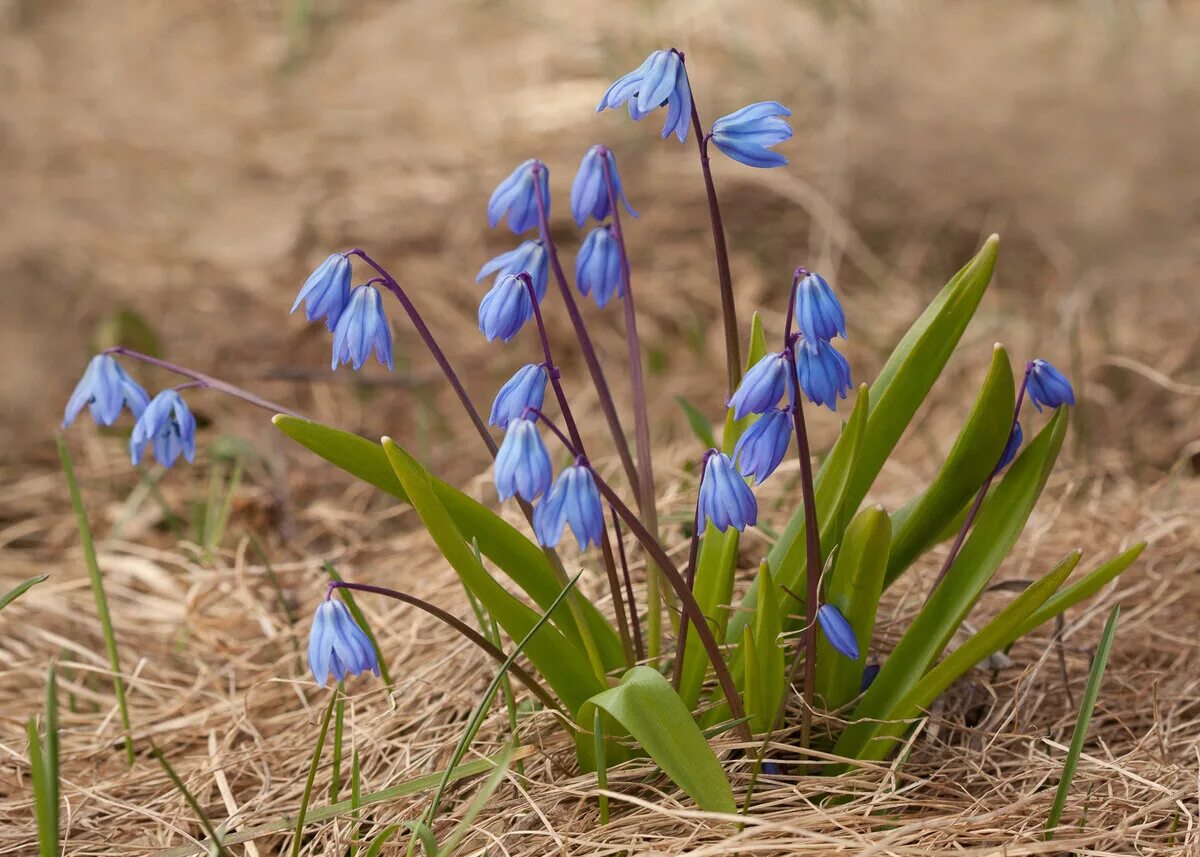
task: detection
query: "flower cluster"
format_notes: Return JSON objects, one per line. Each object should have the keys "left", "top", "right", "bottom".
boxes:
{"left": 292, "top": 253, "right": 393, "bottom": 371}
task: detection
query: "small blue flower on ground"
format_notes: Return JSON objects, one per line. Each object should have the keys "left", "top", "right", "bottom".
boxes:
{"left": 1027, "top": 359, "right": 1075, "bottom": 411}
{"left": 733, "top": 407, "right": 793, "bottom": 483}
{"left": 698, "top": 452, "right": 757, "bottom": 532}
{"left": 794, "top": 338, "right": 852, "bottom": 411}
{"left": 332, "top": 285, "right": 393, "bottom": 371}
{"left": 478, "top": 274, "right": 534, "bottom": 342}
{"left": 489, "top": 364, "right": 548, "bottom": 429}
{"left": 818, "top": 604, "right": 860, "bottom": 660}
{"left": 596, "top": 49, "right": 693, "bottom": 142}
{"left": 130, "top": 389, "right": 197, "bottom": 467}
{"left": 291, "top": 253, "right": 352, "bottom": 331}
{"left": 307, "top": 598, "right": 380, "bottom": 688}
{"left": 487, "top": 159, "right": 550, "bottom": 234}
{"left": 710, "top": 101, "right": 793, "bottom": 168}
{"left": 494, "top": 417, "right": 553, "bottom": 502}
{"left": 570, "top": 145, "right": 637, "bottom": 226}
{"left": 476, "top": 240, "right": 549, "bottom": 302}
{"left": 728, "top": 351, "right": 791, "bottom": 420}
{"left": 532, "top": 464, "right": 604, "bottom": 550}
{"left": 794, "top": 271, "right": 847, "bottom": 343}
{"left": 63, "top": 354, "right": 150, "bottom": 428}
{"left": 996, "top": 421, "right": 1023, "bottom": 471}
{"left": 575, "top": 226, "right": 624, "bottom": 308}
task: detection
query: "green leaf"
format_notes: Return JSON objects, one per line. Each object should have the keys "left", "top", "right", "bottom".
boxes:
{"left": 0, "top": 574, "right": 48, "bottom": 612}
{"left": 815, "top": 505, "right": 892, "bottom": 711}
{"left": 1012, "top": 543, "right": 1144, "bottom": 640}
{"left": 578, "top": 666, "right": 735, "bottom": 813}
{"left": 750, "top": 563, "right": 785, "bottom": 733}
{"left": 437, "top": 742, "right": 515, "bottom": 857}
{"left": 835, "top": 408, "right": 1068, "bottom": 760}
{"left": 362, "top": 825, "right": 404, "bottom": 857}
{"left": 676, "top": 396, "right": 717, "bottom": 450}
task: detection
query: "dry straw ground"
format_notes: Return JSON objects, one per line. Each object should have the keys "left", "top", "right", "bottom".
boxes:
{"left": 2, "top": 0, "right": 1199, "bottom": 854}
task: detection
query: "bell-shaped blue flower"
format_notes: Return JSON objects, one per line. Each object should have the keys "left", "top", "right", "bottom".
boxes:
{"left": 710, "top": 101, "right": 793, "bottom": 168}
{"left": 795, "top": 271, "right": 846, "bottom": 343}
{"left": 478, "top": 274, "right": 533, "bottom": 343}
{"left": 532, "top": 464, "right": 604, "bottom": 550}
{"left": 1027, "top": 359, "right": 1075, "bottom": 411}
{"left": 575, "top": 226, "right": 624, "bottom": 308}
{"left": 129, "top": 389, "right": 197, "bottom": 468}
{"left": 63, "top": 354, "right": 150, "bottom": 428}
{"left": 570, "top": 145, "right": 637, "bottom": 227}
{"left": 818, "top": 604, "right": 860, "bottom": 660}
{"left": 733, "top": 407, "right": 793, "bottom": 483}
{"left": 489, "top": 363, "right": 548, "bottom": 429}
{"left": 476, "top": 240, "right": 548, "bottom": 302}
{"left": 995, "top": 421, "right": 1023, "bottom": 472}
{"left": 291, "top": 253, "right": 352, "bottom": 331}
{"left": 307, "top": 598, "right": 380, "bottom": 688}
{"left": 698, "top": 452, "right": 757, "bottom": 532}
{"left": 487, "top": 159, "right": 550, "bottom": 234}
{"left": 794, "top": 338, "right": 852, "bottom": 411}
{"left": 596, "top": 49, "right": 693, "bottom": 142}
{"left": 728, "top": 351, "right": 791, "bottom": 420}
{"left": 332, "top": 285, "right": 393, "bottom": 371}
{"left": 494, "top": 417, "right": 553, "bottom": 502}
{"left": 860, "top": 659, "right": 881, "bottom": 692}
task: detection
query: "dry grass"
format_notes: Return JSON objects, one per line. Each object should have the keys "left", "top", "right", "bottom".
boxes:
{"left": 2, "top": 0, "right": 1199, "bottom": 854}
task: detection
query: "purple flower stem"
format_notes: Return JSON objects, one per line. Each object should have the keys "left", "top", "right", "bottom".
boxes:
{"left": 670, "top": 448, "right": 716, "bottom": 690}
{"left": 610, "top": 507, "right": 645, "bottom": 661}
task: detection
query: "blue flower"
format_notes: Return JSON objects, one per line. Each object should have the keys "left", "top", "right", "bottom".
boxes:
{"left": 794, "top": 271, "right": 846, "bottom": 342}
{"left": 476, "top": 240, "right": 548, "bottom": 302}
{"left": 733, "top": 407, "right": 793, "bottom": 483}
{"left": 332, "top": 285, "right": 393, "bottom": 371}
{"left": 710, "top": 101, "right": 793, "bottom": 168}
{"left": 570, "top": 145, "right": 637, "bottom": 227}
{"left": 575, "top": 226, "right": 624, "bottom": 308}
{"left": 62, "top": 354, "right": 150, "bottom": 428}
{"left": 818, "top": 604, "right": 860, "bottom": 660}
{"left": 532, "top": 464, "right": 604, "bottom": 550}
{"left": 291, "top": 253, "right": 352, "bottom": 331}
{"left": 1027, "top": 359, "right": 1075, "bottom": 411}
{"left": 478, "top": 274, "right": 534, "bottom": 342}
{"left": 794, "top": 338, "right": 852, "bottom": 411}
{"left": 995, "top": 421, "right": 1023, "bottom": 471}
{"left": 698, "top": 452, "right": 757, "bottom": 532}
{"left": 487, "top": 159, "right": 550, "bottom": 234}
{"left": 860, "top": 659, "right": 881, "bottom": 692}
{"left": 489, "top": 363, "right": 548, "bottom": 429}
{"left": 596, "top": 49, "right": 693, "bottom": 142}
{"left": 130, "top": 389, "right": 197, "bottom": 467}
{"left": 727, "top": 351, "right": 791, "bottom": 420}
{"left": 494, "top": 417, "right": 553, "bottom": 502}
{"left": 307, "top": 598, "right": 380, "bottom": 688}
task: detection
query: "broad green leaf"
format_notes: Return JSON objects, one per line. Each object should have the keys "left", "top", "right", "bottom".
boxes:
{"left": 835, "top": 408, "right": 1068, "bottom": 760}
{"left": 0, "top": 574, "right": 48, "bottom": 612}
{"left": 578, "top": 666, "right": 735, "bottom": 813}
{"left": 749, "top": 563, "right": 785, "bottom": 733}
{"left": 1012, "top": 543, "right": 1144, "bottom": 640}
{"left": 816, "top": 505, "right": 891, "bottom": 711}
{"left": 676, "top": 396, "right": 717, "bottom": 450}
{"left": 741, "top": 627, "right": 764, "bottom": 732}
{"left": 383, "top": 439, "right": 606, "bottom": 713}
{"left": 885, "top": 344, "right": 1015, "bottom": 586}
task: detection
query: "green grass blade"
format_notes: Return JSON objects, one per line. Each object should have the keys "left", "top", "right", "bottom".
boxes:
{"left": 323, "top": 563, "right": 394, "bottom": 687}
{"left": 362, "top": 825, "right": 402, "bottom": 857}
{"left": 43, "top": 663, "right": 59, "bottom": 845}
{"left": 1046, "top": 604, "right": 1120, "bottom": 838}
{"left": 1013, "top": 544, "right": 1144, "bottom": 640}
{"left": 152, "top": 746, "right": 232, "bottom": 857}
{"left": 331, "top": 682, "right": 345, "bottom": 802}
{"left": 676, "top": 396, "right": 717, "bottom": 449}
{"left": 289, "top": 691, "right": 338, "bottom": 857}
{"left": 593, "top": 708, "right": 609, "bottom": 825}
{"left": 57, "top": 434, "right": 134, "bottom": 766}
{"left": 28, "top": 717, "right": 53, "bottom": 857}
{"left": 0, "top": 574, "right": 48, "bottom": 611}
{"left": 436, "top": 741, "right": 515, "bottom": 857}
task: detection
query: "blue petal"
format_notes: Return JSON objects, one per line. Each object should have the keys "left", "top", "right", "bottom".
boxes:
{"left": 818, "top": 604, "right": 860, "bottom": 660}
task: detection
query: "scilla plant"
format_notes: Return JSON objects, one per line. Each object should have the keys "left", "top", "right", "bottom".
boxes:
{"left": 62, "top": 47, "right": 1143, "bottom": 815}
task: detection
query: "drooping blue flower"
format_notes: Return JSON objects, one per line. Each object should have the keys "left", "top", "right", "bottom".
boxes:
{"left": 62, "top": 354, "right": 151, "bottom": 428}
{"left": 793, "top": 338, "right": 852, "bottom": 411}
{"left": 860, "top": 659, "right": 881, "bottom": 692}
{"left": 291, "top": 253, "right": 352, "bottom": 331}
{"left": 995, "top": 421, "right": 1023, "bottom": 471}
{"left": 307, "top": 598, "right": 380, "bottom": 688}
{"left": 494, "top": 417, "right": 553, "bottom": 502}
{"left": 130, "top": 389, "right": 197, "bottom": 467}
{"left": 1026, "top": 359, "right": 1075, "bottom": 411}
{"left": 818, "top": 604, "right": 860, "bottom": 660}
{"left": 489, "top": 363, "right": 548, "bottom": 429}
{"left": 697, "top": 452, "right": 757, "bottom": 532}
{"left": 575, "top": 226, "right": 624, "bottom": 308}
{"left": 794, "top": 271, "right": 847, "bottom": 342}
{"left": 487, "top": 159, "right": 550, "bottom": 234}
{"left": 596, "top": 49, "right": 693, "bottom": 142}
{"left": 733, "top": 407, "right": 793, "bottom": 483}
{"left": 476, "top": 240, "right": 549, "bottom": 302}
{"left": 532, "top": 464, "right": 604, "bottom": 550}
{"left": 710, "top": 101, "right": 793, "bottom": 168}
{"left": 727, "top": 351, "right": 791, "bottom": 420}
{"left": 570, "top": 145, "right": 637, "bottom": 227}
{"left": 331, "top": 285, "right": 393, "bottom": 371}
{"left": 478, "top": 274, "right": 534, "bottom": 342}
